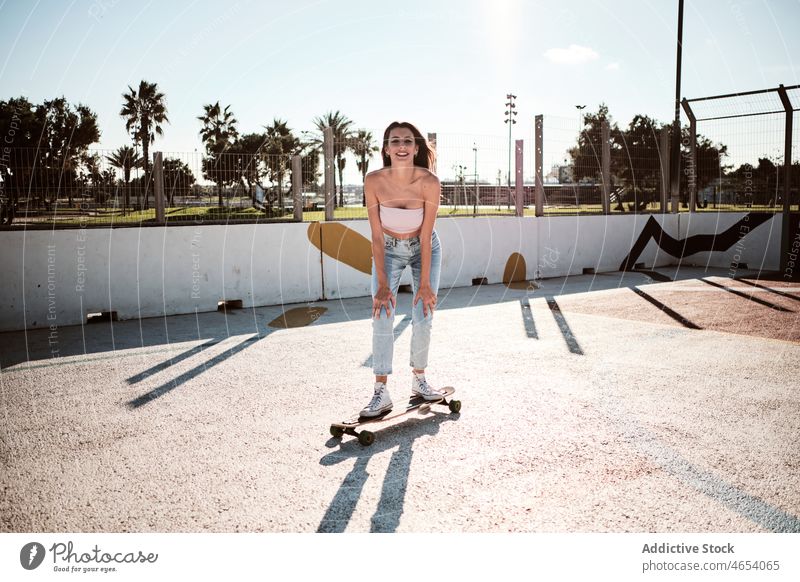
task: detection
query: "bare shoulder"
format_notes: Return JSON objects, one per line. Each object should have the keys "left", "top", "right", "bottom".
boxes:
{"left": 366, "top": 167, "right": 389, "bottom": 182}
{"left": 420, "top": 170, "right": 441, "bottom": 189}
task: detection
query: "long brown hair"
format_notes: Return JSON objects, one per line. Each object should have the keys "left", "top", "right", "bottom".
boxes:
{"left": 381, "top": 121, "right": 436, "bottom": 170}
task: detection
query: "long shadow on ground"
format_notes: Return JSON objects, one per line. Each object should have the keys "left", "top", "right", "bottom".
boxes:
{"left": 318, "top": 412, "right": 458, "bottom": 533}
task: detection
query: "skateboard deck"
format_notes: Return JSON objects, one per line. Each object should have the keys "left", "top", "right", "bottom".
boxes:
{"left": 330, "top": 386, "right": 459, "bottom": 446}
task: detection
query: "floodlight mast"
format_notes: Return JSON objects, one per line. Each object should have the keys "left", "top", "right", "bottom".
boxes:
{"left": 504, "top": 93, "right": 518, "bottom": 209}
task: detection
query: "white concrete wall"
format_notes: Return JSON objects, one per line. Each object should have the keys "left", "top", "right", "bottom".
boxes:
{"left": 440, "top": 216, "right": 538, "bottom": 287}
{"left": 536, "top": 214, "right": 679, "bottom": 278}
{"left": 0, "top": 223, "right": 322, "bottom": 332}
{"left": 0, "top": 213, "right": 781, "bottom": 332}
{"left": 677, "top": 213, "right": 781, "bottom": 272}
{"left": 321, "top": 217, "right": 539, "bottom": 300}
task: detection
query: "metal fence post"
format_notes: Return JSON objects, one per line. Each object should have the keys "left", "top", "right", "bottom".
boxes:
{"left": 601, "top": 120, "right": 610, "bottom": 214}
{"left": 153, "top": 151, "right": 165, "bottom": 223}
{"left": 323, "top": 127, "right": 334, "bottom": 221}
{"left": 515, "top": 139, "right": 523, "bottom": 217}
{"left": 777, "top": 84, "right": 794, "bottom": 277}
{"left": 292, "top": 155, "right": 302, "bottom": 222}
{"left": 534, "top": 115, "right": 543, "bottom": 217}
{"left": 660, "top": 127, "right": 670, "bottom": 213}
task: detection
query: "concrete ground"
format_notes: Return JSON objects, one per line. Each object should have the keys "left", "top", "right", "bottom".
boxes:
{"left": 1, "top": 267, "right": 798, "bottom": 533}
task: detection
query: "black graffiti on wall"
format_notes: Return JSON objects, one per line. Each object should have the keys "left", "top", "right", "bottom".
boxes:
{"left": 619, "top": 213, "right": 774, "bottom": 271}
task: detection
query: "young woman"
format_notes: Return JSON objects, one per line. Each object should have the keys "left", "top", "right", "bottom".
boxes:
{"left": 360, "top": 121, "right": 443, "bottom": 417}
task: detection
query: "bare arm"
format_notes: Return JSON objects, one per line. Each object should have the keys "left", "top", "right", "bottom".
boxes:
{"left": 414, "top": 174, "right": 441, "bottom": 315}
{"left": 365, "top": 173, "right": 386, "bottom": 285}
{"left": 365, "top": 173, "right": 395, "bottom": 318}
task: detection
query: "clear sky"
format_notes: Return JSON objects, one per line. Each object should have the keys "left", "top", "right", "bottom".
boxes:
{"left": 1, "top": 0, "right": 798, "bottom": 182}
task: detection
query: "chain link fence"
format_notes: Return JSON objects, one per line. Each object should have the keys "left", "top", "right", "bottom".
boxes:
{"left": 2, "top": 97, "right": 796, "bottom": 228}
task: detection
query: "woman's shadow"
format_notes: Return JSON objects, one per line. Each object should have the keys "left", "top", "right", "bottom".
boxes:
{"left": 317, "top": 410, "right": 458, "bottom": 533}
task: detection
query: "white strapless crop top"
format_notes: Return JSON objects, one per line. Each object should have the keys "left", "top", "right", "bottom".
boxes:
{"left": 379, "top": 205, "right": 424, "bottom": 234}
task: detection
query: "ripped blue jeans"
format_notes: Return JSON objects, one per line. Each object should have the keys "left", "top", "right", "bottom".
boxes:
{"left": 371, "top": 231, "right": 442, "bottom": 376}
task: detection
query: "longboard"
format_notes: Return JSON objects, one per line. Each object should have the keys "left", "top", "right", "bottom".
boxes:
{"left": 330, "top": 386, "right": 460, "bottom": 446}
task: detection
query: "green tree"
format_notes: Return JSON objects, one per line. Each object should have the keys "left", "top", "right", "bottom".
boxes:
{"left": 40, "top": 98, "right": 101, "bottom": 206}
{"left": 120, "top": 80, "right": 169, "bottom": 210}
{"left": 229, "top": 132, "right": 269, "bottom": 206}
{"left": 263, "top": 118, "right": 300, "bottom": 211}
{"left": 78, "top": 152, "right": 116, "bottom": 205}
{"left": 350, "top": 129, "right": 379, "bottom": 205}
{"left": 106, "top": 145, "right": 143, "bottom": 211}
{"left": 162, "top": 157, "right": 196, "bottom": 206}
{"left": 616, "top": 114, "right": 662, "bottom": 211}
{"left": 569, "top": 104, "right": 624, "bottom": 209}
{"left": 2, "top": 96, "right": 100, "bottom": 213}
{"left": 295, "top": 135, "right": 322, "bottom": 197}
{"left": 50, "top": 98, "right": 100, "bottom": 207}
{"left": 570, "top": 104, "right": 728, "bottom": 211}
{"left": 313, "top": 110, "right": 352, "bottom": 207}
{"left": 198, "top": 101, "right": 238, "bottom": 207}
{"left": 1, "top": 97, "right": 42, "bottom": 221}
{"left": 727, "top": 158, "right": 777, "bottom": 206}
{"left": 0, "top": 96, "right": 41, "bottom": 148}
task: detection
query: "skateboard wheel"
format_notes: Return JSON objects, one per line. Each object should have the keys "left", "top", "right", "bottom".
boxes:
{"left": 419, "top": 404, "right": 431, "bottom": 414}
{"left": 330, "top": 425, "right": 344, "bottom": 438}
{"left": 449, "top": 400, "right": 462, "bottom": 413}
{"left": 358, "top": 431, "right": 375, "bottom": 446}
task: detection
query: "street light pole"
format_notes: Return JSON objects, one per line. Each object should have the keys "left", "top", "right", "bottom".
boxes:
{"left": 575, "top": 105, "right": 586, "bottom": 185}
{"left": 504, "top": 93, "right": 517, "bottom": 210}
{"left": 575, "top": 104, "right": 586, "bottom": 136}
{"left": 473, "top": 142, "right": 478, "bottom": 215}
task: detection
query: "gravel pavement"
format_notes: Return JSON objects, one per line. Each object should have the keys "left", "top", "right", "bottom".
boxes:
{"left": 1, "top": 267, "right": 798, "bottom": 533}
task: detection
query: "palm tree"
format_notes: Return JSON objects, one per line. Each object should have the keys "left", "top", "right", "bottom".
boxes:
{"left": 120, "top": 80, "right": 169, "bottom": 210}
{"left": 264, "top": 118, "right": 300, "bottom": 211}
{"left": 106, "top": 145, "right": 143, "bottom": 211}
{"left": 350, "top": 129, "right": 379, "bottom": 206}
{"left": 313, "top": 110, "right": 352, "bottom": 207}
{"left": 198, "top": 101, "right": 239, "bottom": 207}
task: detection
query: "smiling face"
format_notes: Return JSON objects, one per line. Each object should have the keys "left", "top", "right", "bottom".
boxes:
{"left": 384, "top": 127, "right": 418, "bottom": 166}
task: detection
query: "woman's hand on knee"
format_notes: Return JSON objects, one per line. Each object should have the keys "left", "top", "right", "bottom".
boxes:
{"left": 373, "top": 285, "right": 396, "bottom": 319}
{"left": 414, "top": 285, "right": 437, "bottom": 317}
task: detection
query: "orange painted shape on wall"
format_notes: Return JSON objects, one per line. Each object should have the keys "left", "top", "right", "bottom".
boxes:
{"left": 307, "top": 222, "right": 372, "bottom": 275}
{"left": 503, "top": 252, "right": 528, "bottom": 289}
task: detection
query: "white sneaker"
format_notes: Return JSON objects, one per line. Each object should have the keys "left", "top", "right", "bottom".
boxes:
{"left": 360, "top": 382, "right": 393, "bottom": 417}
{"left": 411, "top": 372, "right": 444, "bottom": 401}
